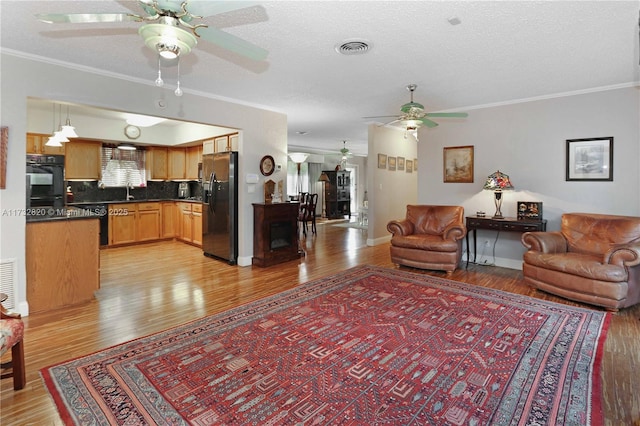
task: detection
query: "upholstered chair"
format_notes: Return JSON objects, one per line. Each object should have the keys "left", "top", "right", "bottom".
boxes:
{"left": 522, "top": 213, "right": 640, "bottom": 311}
{"left": 1, "top": 305, "right": 26, "bottom": 390}
{"left": 387, "top": 205, "right": 466, "bottom": 274}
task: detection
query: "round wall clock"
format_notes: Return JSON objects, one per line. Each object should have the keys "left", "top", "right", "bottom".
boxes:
{"left": 259, "top": 155, "right": 275, "bottom": 176}
{"left": 124, "top": 125, "right": 141, "bottom": 140}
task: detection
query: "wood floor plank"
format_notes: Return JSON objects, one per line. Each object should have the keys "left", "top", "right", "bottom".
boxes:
{"left": 1, "top": 222, "right": 639, "bottom": 425}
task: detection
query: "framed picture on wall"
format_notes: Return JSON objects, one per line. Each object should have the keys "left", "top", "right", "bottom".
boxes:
{"left": 377, "top": 153, "right": 387, "bottom": 169}
{"left": 443, "top": 145, "right": 474, "bottom": 183}
{"left": 406, "top": 160, "right": 413, "bottom": 173}
{"left": 397, "top": 157, "right": 405, "bottom": 171}
{"left": 388, "top": 156, "right": 396, "bottom": 171}
{"left": 414, "top": 158, "right": 418, "bottom": 171}
{"left": 566, "top": 137, "right": 613, "bottom": 181}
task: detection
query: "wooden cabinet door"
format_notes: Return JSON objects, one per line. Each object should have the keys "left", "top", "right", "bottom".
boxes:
{"left": 148, "top": 147, "right": 168, "bottom": 180}
{"left": 26, "top": 133, "right": 65, "bottom": 155}
{"left": 109, "top": 204, "right": 136, "bottom": 245}
{"left": 162, "top": 202, "right": 177, "bottom": 238}
{"left": 192, "top": 204, "right": 202, "bottom": 247}
{"left": 65, "top": 139, "right": 101, "bottom": 180}
{"left": 137, "top": 203, "right": 161, "bottom": 241}
{"left": 186, "top": 146, "right": 201, "bottom": 180}
{"left": 177, "top": 203, "right": 192, "bottom": 242}
{"left": 168, "top": 148, "right": 186, "bottom": 180}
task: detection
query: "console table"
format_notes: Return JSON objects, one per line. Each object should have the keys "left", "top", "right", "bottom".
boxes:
{"left": 465, "top": 216, "right": 547, "bottom": 267}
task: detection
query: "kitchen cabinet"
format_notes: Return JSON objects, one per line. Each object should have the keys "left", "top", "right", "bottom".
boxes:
{"left": 186, "top": 145, "right": 202, "bottom": 180}
{"left": 65, "top": 139, "right": 101, "bottom": 180}
{"left": 26, "top": 132, "right": 66, "bottom": 155}
{"left": 109, "top": 203, "right": 137, "bottom": 245}
{"left": 168, "top": 148, "right": 187, "bottom": 180}
{"left": 162, "top": 202, "right": 177, "bottom": 238}
{"left": 177, "top": 202, "right": 202, "bottom": 247}
{"left": 148, "top": 147, "right": 169, "bottom": 180}
{"left": 26, "top": 218, "right": 100, "bottom": 313}
{"left": 137, "top": 202, "right": 161, "bottom": 242}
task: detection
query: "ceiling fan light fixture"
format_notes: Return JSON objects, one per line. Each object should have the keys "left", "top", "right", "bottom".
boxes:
{"left": 157, "top": 42, "right": 180, "bottom": 59}
{"left": 139, "top": 22, "right": 197, "bottom": 57}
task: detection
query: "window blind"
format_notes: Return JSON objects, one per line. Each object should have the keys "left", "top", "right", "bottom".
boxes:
{"left": 100, "top": 146, "right": 146, "bottom": 187}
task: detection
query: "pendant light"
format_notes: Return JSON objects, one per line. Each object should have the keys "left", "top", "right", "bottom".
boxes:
{"left": 53, "top": 104, "right": 70, "bottom": 143}
{"left": 60, "top": 105, "right": 78, "bottom": 138}
{"left": 45, "top": 103, "right": 63, "bottom": 147}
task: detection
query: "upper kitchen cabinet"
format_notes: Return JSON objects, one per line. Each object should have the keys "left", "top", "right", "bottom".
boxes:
{"left": 147, "top": 147, "right": 168, "bottom": 180}
{"left": 65, "top": 139, "right": 101, "bottom": 180}
{"left": 26, "top": 133, "right": 65, "bottom": 155}
{"left": 168, "top": 147, "right": 187, "bottom": 180}
{"left": 186, "top": 145, "right": 202, "bottom": 180}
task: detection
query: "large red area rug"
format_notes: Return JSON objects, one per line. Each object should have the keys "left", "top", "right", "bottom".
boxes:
{"left": 42, "top": 265, "right": 610, "bottom": 425}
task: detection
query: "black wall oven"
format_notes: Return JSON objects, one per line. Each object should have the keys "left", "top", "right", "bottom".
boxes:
{"left": 26, "top": 154, "right": 65, "bottom": 208}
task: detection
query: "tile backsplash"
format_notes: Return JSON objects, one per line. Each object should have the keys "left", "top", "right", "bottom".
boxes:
{"left": 68, "top": 180, "right": 201, "bottom": 203}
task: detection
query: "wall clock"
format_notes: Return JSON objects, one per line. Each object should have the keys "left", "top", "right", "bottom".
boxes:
{"left": 259, "top": 155, "right": 275, "bottom": 176}
{"left": 124, "top": 125, "right": 141, "bottom": 140}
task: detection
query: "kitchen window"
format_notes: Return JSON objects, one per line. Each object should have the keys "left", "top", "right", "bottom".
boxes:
{"left": 100, "top": 145, "right": 146, "bottom": 187}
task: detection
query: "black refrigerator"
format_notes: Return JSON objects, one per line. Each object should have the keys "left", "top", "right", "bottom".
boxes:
{"left": 202, "top": 151, "right": 238, "bottom": 264}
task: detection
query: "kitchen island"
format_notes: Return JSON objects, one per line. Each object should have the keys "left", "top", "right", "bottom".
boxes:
{"left": 26, "top": 208, "right": 100, "bottom": 313}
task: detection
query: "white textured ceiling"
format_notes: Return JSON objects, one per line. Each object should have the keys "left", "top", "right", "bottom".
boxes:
{"left": 2, "top": 1, "right": 639, "bottom": 156}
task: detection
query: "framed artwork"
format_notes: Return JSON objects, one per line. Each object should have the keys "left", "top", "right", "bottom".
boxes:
{"left": 0, "top": 126, "right": 6, "bottom": 189}
{"left": 566, "top": 137, "right": 613, "bottom": 181}
{"left": 406, "top": 160, "right": 413, "bottom": 173}
{"left": 443, "top": 145, "right": 474, "bottom": 183}
{"left": 414, "top": 158, "right": 418, "bottom": 171}
{"left": 397, "top": 157, "right": 405, "bottom": 171}
{"left": 388, "top": 156, "right": 396, "bottom": 171}
{"left": 377, "top": 153, "right": 387, "bottom": 169}
{"left": 517, "top": 201, "right": 543, "bottom": 220}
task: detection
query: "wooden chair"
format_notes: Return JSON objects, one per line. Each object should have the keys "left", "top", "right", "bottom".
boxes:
{"left": 298, "top": 193, "right": 318, "bottom": 236}
{"left": 1, "top": 304, "right": 26, "bottom": 390}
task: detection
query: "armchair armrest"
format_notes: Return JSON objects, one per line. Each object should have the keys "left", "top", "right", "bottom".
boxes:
{"left": 1, "top": 304, "right": 21, "bottom": 319}
{"left": 605, "top": 242, "right": 640, "bottom": 267}
{"left": 521, "top": 231, "right": 568, "bottom": 254}
{"left": 443, "top": 224, "right": 466, "bottom": 241}
{"left": 387, "top": 219, "right": 414, "bottom": 236}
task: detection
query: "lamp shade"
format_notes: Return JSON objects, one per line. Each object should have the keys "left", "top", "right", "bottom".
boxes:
{"left": 318, "top": 172, "right": 330, "bottom": 182}
{"left": 483, "top": 170, "right": 514, "bottom": 191}
{"left": 289, "top": 152, "right": 308, "bottom": 163}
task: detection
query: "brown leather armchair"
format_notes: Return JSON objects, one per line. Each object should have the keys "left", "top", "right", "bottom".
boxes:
{"left": 387, "top": 205, "right": 466, "bottom": 274}
{"left": 521, "top": 213, "right": 640, "bottom": 311}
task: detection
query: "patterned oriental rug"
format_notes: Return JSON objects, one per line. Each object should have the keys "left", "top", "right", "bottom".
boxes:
{"left": 42, "top": 265, "right": 610, "bottom": 425}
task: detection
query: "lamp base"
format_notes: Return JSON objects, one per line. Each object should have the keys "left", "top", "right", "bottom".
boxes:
{"left": 492, "top": 214, "right": 505, "bottom": 219}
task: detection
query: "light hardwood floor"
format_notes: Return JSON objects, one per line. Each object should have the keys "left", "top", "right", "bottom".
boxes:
{"left": 1, "top": 222, "right": 639, "bottom": 425}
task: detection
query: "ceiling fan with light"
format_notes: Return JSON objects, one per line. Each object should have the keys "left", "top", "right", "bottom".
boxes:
{"left": 36, "top": 1, "right": 268, "bottom": 95}
{"left": 364, "top": 84, "right": 468, "bottom": 139}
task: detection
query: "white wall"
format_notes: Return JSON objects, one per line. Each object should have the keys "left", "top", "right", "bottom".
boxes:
{"left": 418, "top": 86, "right": 640, "bottom": 269}
{"left": 0, "top": 52, "right": 287, "bottom": 315}
{"left": 367, "top": 124, "right": 418, "bottom": 245}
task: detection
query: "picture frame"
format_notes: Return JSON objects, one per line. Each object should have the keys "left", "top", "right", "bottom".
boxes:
{"left": 443, "top": 145, "right": 474, "bottom": 183}
{"left": 566, "top": 137, "right": 613, "bottom": 181}
{"left": 388, "top": 156, "right": 396, "bottom": 171}
{"left": 406, "top": 160, "right": 413, "bottom": 173}
{"left": 517, "top": 201, "right": 543, "bottom": 220}
{"left": 397, "top": 156, "right": 405, "bottom": 171}
{"left": 414, "top": 158, "right": 418, "bottom": 171}
{"left": 377, "top": 153, "right": 387, "bottom": 169}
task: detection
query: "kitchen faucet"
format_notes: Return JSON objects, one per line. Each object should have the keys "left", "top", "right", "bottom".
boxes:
{"left": 126, "top": 181, "right": 134, "bottom": 200}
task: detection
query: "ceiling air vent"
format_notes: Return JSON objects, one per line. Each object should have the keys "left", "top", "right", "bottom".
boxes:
{"left": 335, "top": 39, "right": 371, "bottom": 55}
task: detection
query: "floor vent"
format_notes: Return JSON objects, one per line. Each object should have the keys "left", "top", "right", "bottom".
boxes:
{"left": 0, "top": 258, "right": 18, "bottom": 310}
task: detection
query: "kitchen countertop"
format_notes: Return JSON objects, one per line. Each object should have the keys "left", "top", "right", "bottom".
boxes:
{"left": 68, "top": 198, "right": 202, "bottom": 206}
{"left": 26, "top": 206, "right": 102, "bottom": 223}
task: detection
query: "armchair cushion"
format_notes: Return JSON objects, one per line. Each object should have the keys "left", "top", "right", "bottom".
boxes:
{"left": 388, "top": 205, "right": 466, "bottom": 274}
{"left": 0, "top": 318, "right": 23, "bottom": 357}
{"left": 521, "top": 213, "right": 640, "bottom": 310}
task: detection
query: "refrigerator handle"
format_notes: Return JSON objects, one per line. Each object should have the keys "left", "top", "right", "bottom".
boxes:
{"left": 209, "top": 172, "right": 216, "bottom": 213}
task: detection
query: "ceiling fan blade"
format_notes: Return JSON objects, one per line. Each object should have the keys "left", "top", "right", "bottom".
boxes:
{"left": 36, "top": 13, "right": 141, "bottom": 24}
{"left": 195, "top": 26, "right": 268, "bottom": 60}
{"left": 362, "top": 115, "right": 400, "bottom": 119}
{"left": 186, "top": 1, "right": 258, "bottom": 18}
{"left": 425, "top": 112, "right": 468, "bottom": 118}
{"left": 382, "top": 119, "right": 402, "bottom": 126}
{"left": 419, "top": 118, "right": 439, "bottom": 128}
